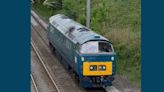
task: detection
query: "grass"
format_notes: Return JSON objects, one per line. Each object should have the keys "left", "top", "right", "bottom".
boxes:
{"left": 32, "top": 0, "right": 141, "bottom": 88}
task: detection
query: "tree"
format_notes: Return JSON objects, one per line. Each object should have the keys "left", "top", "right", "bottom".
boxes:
{"left": 43, "top": 0, "right": 62, "bottom": 9}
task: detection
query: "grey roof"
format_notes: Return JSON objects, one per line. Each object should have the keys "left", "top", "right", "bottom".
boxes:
{"left": 49, "top": 14, "right": 109, "bottom": 44}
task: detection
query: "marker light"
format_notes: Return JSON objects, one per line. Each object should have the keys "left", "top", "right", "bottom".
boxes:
{"left": 94, "top": 35, "right": 100, "bottom": 38}
{"left": 74, "top": 57, "right": 77, "bottom": 63}
{"left": 111, "top": 56, "right": 114, "bottom": 61}
{"left": 81, "top": 57, "right": 85, "bottom": 61}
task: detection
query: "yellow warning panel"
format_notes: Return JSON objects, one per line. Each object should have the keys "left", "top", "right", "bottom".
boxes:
{"left": 83, "top": 62, "right": 112, "bottom": 76}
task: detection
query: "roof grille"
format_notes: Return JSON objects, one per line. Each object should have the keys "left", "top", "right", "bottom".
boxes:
{"left": 77, "top": 27, "right": 89, "bottom": 32}
{"left": 61, "top": 15, "right": 68, "bottom": 19}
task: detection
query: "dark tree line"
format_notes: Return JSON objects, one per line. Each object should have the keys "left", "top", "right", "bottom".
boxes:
{"left": 55, "top": 0, "right": 63, "bottom": 9}
{"left": 33, "top": 0, "right": 63, "bottom": 9}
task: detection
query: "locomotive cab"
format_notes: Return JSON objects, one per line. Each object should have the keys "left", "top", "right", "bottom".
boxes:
{"left": 80, "top": 41, "right": 114, "bottom": 54}
{"left": 75, "top": 40, "right": 116, "bottom": 88}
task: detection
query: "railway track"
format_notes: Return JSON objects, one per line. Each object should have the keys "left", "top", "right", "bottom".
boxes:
{"left": 31, "top": 74, "right": 39, "bottom": 92}
{"left": 31, "top": 10, "right": 47, "bottom": 30}
{"left": 31, "top": 22, "right": 48, "bottom": 46}
{"left": 31, "top": 15, "right": 86, "bottom": 92}
{"left": 31, "top": 41, "right": 62, "bottom": 92}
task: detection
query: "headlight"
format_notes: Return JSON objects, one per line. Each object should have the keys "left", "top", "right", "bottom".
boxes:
{"left": 99, "top": 66, "right": 102, "bottom": 70}
{"left": 90, "top": 66, "right": 94, "bottom": 70}
{"left": 81, "top": 57, "right": 85, "bottom": 61}
{"left": 111, "top": 56, "right": 114, "bottom": 61}
{"left": 102, "top": 66, "right": 106, "bottom": 70}
{"left": 99, "top": 65, "right": 106, "bottom": 70}
{"left": 90, "top": 65, "right": 97, "bottom": 71}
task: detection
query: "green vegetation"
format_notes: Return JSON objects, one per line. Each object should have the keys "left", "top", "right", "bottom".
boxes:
{"left": 32, "top": 0, "right": 141, "bottom": 87}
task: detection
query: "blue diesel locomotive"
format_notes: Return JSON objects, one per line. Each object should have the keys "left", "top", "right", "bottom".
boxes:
{"left": 47, "top": 14, "right": 116, "bottom": 88}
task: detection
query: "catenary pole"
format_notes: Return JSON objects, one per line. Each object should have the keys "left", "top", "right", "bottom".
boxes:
{"left": 86, "top": 0, "right": 90, "bottom": 29}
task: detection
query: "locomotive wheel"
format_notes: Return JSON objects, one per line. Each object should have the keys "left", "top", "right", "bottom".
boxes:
{"left": 75, "top": 74, "right": 80, "bottom": 83}
{"left": 49, "top": 42, "right": 53, "bottom": 50}
{"left": 60, "top": 55, "right": 63, "bottom": 61}
{"left": 49, "top": 42, "right": 55, "bottom": 52}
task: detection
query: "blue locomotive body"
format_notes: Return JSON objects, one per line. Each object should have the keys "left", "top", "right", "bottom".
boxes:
{"left": 47, "top": 14, "right": 116, "bottom": 88}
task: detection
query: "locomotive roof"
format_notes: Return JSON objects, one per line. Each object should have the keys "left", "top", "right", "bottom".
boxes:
{"left": 49, "top": 14, "right": 110, "bottom": 44}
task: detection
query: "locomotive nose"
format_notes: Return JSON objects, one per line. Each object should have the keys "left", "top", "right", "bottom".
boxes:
{"left": 79, "top": 54, "right": 115, "bottom": 76}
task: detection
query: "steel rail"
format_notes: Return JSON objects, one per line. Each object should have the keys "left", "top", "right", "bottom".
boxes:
{"left": 31, "top": 74, "right": 39, "bottom": 92}
{"left": 31, "top": 10, "right": 47, "bottom": 31}
{"left": 31, "top": 24, "right": 48, "bottom": 46}
{"left": 31, "top": 40, "right": 62, "bottom": 92}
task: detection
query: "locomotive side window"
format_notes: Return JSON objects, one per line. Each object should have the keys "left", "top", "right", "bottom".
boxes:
{"left": 75, "top": 43, "right": 80, "bottom": 50}
{"left": 80, "top": 41, "right": 113, "bottom": 54}
{"left": 49, "top": 25, "right": 54, "bottom": 34}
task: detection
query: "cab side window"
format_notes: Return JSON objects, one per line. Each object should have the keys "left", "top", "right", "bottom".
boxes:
{"left": 75, "top": 43, "right": 80, "bottom": 51}
{"left": 49, "top": 25, "right": 54, "bottom": 34}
